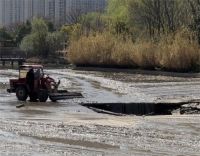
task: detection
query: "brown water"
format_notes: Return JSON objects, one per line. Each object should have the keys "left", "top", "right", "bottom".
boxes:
{"left": 0, "top": 68, "right": 199, "bottom": 156}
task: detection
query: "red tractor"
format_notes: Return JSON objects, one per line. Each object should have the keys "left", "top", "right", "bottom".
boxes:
{"left": 7, "top": 65, "right": 83, "bottom": 102}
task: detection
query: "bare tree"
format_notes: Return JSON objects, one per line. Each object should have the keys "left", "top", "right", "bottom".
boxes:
{"left": 188, "top": 0, "right": 200, "bottom": 43}
{"left": 66, "top": 9, "right": 83, "bottom": 24}
{"left": 129, "top": 0, "right": 190, "bottom": 38}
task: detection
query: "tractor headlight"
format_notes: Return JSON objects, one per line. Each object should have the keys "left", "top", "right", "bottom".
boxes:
{"left": 51, "top": 85, "right": 55, "bottom": 90}
{"left": 50, "top": 82, "right": 56, "bottom": 90}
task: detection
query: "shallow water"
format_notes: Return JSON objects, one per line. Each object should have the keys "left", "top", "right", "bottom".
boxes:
{"left": 0, "top": 68, "right": 199, "bottom": 155}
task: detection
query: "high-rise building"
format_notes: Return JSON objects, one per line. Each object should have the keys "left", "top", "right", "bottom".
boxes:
{"left": 33, "top": 0, "right": 45, "bottom": 17}
{"left": 0, "top": 0, "right": 5, "bottom": 26}
{"left": 66, "top": 0, "right": 107, "bottom": 23}
{"left": 0, "top": 0, "right": 27, "bottom": 26}
{"left": 0, "top": 0, "right": 107, "bottom": 27}
{"left": 24, "top": 0, "right": 33, "bottom": 21}
{"left": 1, "top": 0, "right": 14, "bottom": 26}
{"left": 45, "top": 0, "right": 55, "bottom": 21}
{"left": 55, "top": 0, "right": 66, "bottom": 26}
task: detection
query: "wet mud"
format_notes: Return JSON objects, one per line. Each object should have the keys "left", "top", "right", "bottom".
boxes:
{"left": 0, "top": 68, "right": 199, "bottom": 155}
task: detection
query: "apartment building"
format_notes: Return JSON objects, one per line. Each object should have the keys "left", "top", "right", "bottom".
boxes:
{"left": 0, "top": 0, "right": 107, "bottom": 27}
{"left": 66, "top": 0, "right": 107, "bottom": 23}
{"left": 0, "top": 0, "right": 5, "bottom": 26}
{"left": 45, "top": 0, "right": 55, "bottom": 21}
{"left": 55, "top": 0, "right": 66, "bottom": 25}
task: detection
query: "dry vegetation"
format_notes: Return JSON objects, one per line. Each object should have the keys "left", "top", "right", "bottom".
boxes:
{"left": 68, "top": 33, "right": 135, "bottom": 67}
{"left": 64, "top": 0, "right": 200, "bottom": 72}
{"left": 158, "top": 30, "right": 200, "bottom": 71}
{"left": 67, "top": 30, "right": 200, "bottom": 72}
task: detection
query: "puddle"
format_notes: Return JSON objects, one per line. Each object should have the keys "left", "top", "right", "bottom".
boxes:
{"left": 27, "top": 135, "right": 119, "bottom": 150}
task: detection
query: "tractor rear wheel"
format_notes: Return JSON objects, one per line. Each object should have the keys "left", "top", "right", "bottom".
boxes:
{"left": 38, "top": 90, "right": 48, "bottom": 102}
{"left": 16, "top": 86, "right": 28, "bottom": 101}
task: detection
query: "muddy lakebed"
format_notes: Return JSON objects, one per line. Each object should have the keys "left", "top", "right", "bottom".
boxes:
{"left": 0, "top": 68, "right": 199, "bottom": 156}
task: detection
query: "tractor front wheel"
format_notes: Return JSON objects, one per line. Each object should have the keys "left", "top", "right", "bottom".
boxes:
{"left": 16, "top": 86, "right": 28, "bottom": 101}
{"left": 38, "top": 90, "right": 49, "bottom": 102}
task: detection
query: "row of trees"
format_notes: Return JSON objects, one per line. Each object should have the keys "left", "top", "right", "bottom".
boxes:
{"left": 20, "top": 18, "right": 65, "bottom": 58}
{"left": 0, "top": 18, "right": 65, "bottom": 58}
{"left": 66, "top": 0, "right": 200, "bottom": 71}
{"left": 0, "top": 21, "right": 31, "bottom": 45}
{"left": 127, "top": 0, "right": 200, "bottom": 41}
{"left": 65, "top": 0, "right": 200, "bottom": 42}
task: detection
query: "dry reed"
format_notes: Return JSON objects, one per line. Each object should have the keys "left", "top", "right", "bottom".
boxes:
{"left": 67, "top": 30, "right": 200, "bottom": 71}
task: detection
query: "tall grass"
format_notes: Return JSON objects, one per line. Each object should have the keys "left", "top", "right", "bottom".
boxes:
{"left": 158, "top": 30, "right": 200, "bottom": 71}
{"left": 132, "top": 41, "right": 160, "bottom": 69}
{"left": 67, "top": 30, "right": 200, "bottom": 72}
{"left": 67, "top": 33, "right": 136, "bottom": 67}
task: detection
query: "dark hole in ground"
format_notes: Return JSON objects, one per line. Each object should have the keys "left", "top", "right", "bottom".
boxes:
{"left": 81, "top": 102, "right": 185, "bottom": 116}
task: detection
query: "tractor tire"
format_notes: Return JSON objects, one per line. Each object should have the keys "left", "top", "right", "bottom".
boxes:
{"left": 16, "top": 86, "right": 28, "bottom": 101}
{"left": 49, "top": 96, "right": 57, "bottom": 102}
{"left": 38, "top": 90, "right": 48, "bottom": 102}
{"left": 29, "top": 93, "right": 38, "bottom": 102}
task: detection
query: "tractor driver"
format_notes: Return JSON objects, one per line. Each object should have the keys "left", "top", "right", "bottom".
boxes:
{"left": 26, "top": 68, "right": 35, "bottom": 94}
{"left": 35, "top": 68, "right": 41, "bottom": 80}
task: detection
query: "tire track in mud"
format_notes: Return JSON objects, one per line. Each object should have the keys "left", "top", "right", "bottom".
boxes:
{"left": 46, "top": 69, "right": 200, "bottom": 103}
{"left": 0, "top": 120, "right": 129, "bottom": 156}
{"left": 46, "top": 69, "right": 156, "bottom": 103}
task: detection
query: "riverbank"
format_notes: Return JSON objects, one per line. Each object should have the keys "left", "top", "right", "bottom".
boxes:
{"left": 27, "top": 56, "right": 67, "bottom": 65}
{"left": 0, "top": 68, "right": 200, "bottom": 155}
{"left": 73, "top": 66, "right": 200, "bottom": 78}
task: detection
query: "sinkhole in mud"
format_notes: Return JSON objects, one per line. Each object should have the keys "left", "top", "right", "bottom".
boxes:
{"left": 81, "top": 102, "right": 183, "bottom": 116}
